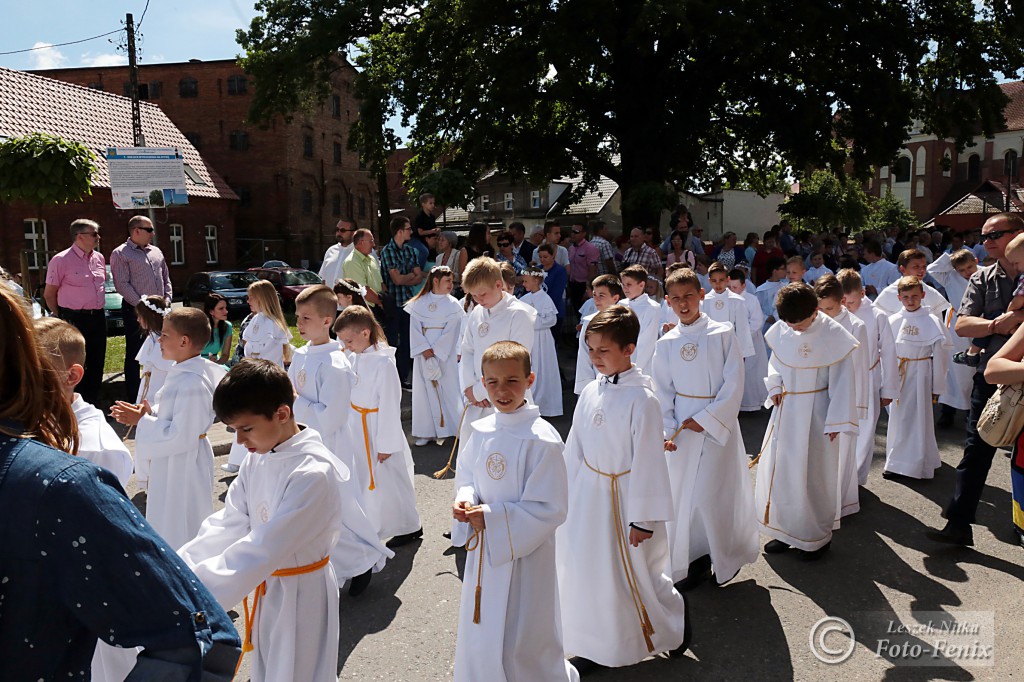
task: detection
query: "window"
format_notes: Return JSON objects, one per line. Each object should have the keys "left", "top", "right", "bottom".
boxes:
{"left": 1005, "top": 150, "right": 1018, "bottom": 178}
{"left": 179, "top": 77, "right": 198, "bottom": 98}
{"left": 332, "top": 194, "right": 341, "bottom": 216}
{"left": 302, "top": 189, "right": 313, "bottom": 215}
{"left": 968, "top": 154, "right": 981, "bottom": 181}
{"left": 205, "top": 225, "right": 219, "bottom": 264}
{"left": 303, "top": 134, "right": 313, "bottom": 158}
{"left": 333, "top": 141, "right": 342, "bottom": 165}
{"left": 227, "top": 75, "right": 247, "bottom": 95}
{"left": 184, "top": 132, "right": 202, "bottom": 150}
{"left": 331, "top": 94, "right": 342, "bottom": 119}
{"left": 894, "top": 156, "right": 911, "bottom": 182}
{"left": 23, "top": 219, "right": 48, "bottom": 270}
{"left": 229, "top": 131, "right": 250, "bottom": 151}
{"left": 530, "top": 190, "right": 541, "bottom": 209}
{"left": 183, "top": 163, "right": 207, "bottom": 186}
{"left": 148, "top": 81, "right": 162, "bottom": 99}
{"left": 169, "top": 224, "right": 185, "bottom": 265}
{"left": 480, "top": 195, "right": 490, "bottom": 211}
{"left": 504, "top": 192, "right": 514, "bottom": 210}
{"left": 358, "top": 197, "right": 367, "bottom": 217}
{"left": 237, "top": 187, "right": 252, "bottom": 207}
{"left": 88, "top": 82, "right": 104, "bottom": 91}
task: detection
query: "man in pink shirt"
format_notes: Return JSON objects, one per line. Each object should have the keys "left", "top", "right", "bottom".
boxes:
{"left": 44, "top": 219, "right": 106, "bottom": 404}
{"left": 567, "top": 222, "right": 600, "bottom": 323}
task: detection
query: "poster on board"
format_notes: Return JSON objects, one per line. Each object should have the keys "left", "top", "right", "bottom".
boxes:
{"left": 107, "top": 147, "right": 189, "bottom": 209}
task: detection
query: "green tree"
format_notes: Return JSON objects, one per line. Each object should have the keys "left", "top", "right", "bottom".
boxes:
{"left": 0, "top": 133, "right": 97, "bottom": 204}
{"left": 410, "top": 168, "right": 476, "bottom": 211}
{"left": 778, "top": 170, "right": 870, "bottom": 233}
{"left": 238, "top": 0, "right": 1023, "bottom": 228}
{"left": 866, "top": 189, "right": 920, "bottom": 234}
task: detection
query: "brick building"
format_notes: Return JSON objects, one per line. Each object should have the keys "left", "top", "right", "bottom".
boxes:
{"left": 35, "top": 58, "right": 379, "bottom": 268}
{"left": 0, "top": 67, "right": 237, "bottom": 294}
{"left": 864, "top": 80, "right": 1024, "bottom": 229}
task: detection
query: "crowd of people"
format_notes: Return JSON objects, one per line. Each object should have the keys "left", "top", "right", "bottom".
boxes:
{"left": 3, "top": 201, "right": 1024, "bottom": 680}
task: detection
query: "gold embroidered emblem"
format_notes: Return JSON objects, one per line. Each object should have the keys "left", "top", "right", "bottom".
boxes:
{"left": 428, "top": 303, "right": 437, "bottom": 312}
{"left": 798, "top": 342, "right": 813, "bottom": 358}
{"left": 486, "top": 452, "right": 507, "bottom": 480}
{"left": 593, "top": 409, "right": 606, "bottom": 427}
{"left": 903, "top": 325, "right": 919, "bottom": 337}
{"left": 680, "top": 343, "right": 698, "bottom": 361}
{"left": 478, "top": 322, "right": 490, "bottom": 337}
{"left": 257, "top": 503, "right": 270, "bottom": 524}
{"left": 297, "top": 369, "right": 307, "bottom": 389}
{"left": 714, "top": 299, "right": 725, "bottom": 310}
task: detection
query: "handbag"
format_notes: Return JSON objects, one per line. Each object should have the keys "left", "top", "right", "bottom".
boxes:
{"left": 977, "top": 381, "right": 1024, "bottom": 447}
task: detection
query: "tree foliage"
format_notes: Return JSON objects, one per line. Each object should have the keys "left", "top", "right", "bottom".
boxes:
{"left": 0, "top": 133, "right": 97, "bottom": 205}
{"left": 866, "top": 189, "right": 920, "bottom": 234}
{"left": 238, "top": 0, "right": 1024, "bottom": 227}
{"left": 411, "top": 168, "right": 476, "bottom": 210}
{"left": 778, "top": 170, "right": 871, "bottom": 233}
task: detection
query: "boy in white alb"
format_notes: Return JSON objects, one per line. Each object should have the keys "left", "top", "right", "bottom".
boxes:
{"left": 803, "top": 251, "right": 834, "bottom": 284}
{"left": 755, "top": 257, "right": 787, "bottom": 331}
{"left": 702, "top": 262, "right": 754, "bottom": 358}
{"left": 179, "top": 360, "right": 345, "bottom": 682}
{"left": 884, "top": 276, "right": 952, "bottom": 481}
{"left": 560, "top": 307, "right": 689, "bottom": 672}
{"left": 112, "top": 308, "right": 226, "bottom": 549}
{"left": 813, "top": 275, "right": 869, "bottom": 523}
{"left": 290, "top": 286, "right": 392, "bottom": 595}
{"left": 520, "top": 266, "right": 563, "bottom": 417}
{"left": 728, "top": 267, "right": 769, "bottom": 410}
{"left": 838, "top": 269, "right": 899, "bottom": 485}
{"left": 754, "top": 284, "right": 858, "bottom": 560}
{"left": 452, "top": 342, "right": 577, "bottom": 682}
{"left": 653, "top": 270, "right": 758, "bottom": 589}
{"left": 335, "top": 306, "right": 423, "bottom": 547}
{"left": 860, "top": 240, "right": 901, "bottom": 298}
{"left": 873, "top": 249, "right": 952, "bottom": 320}
{"left": 927, "top": 249, "right": 978, "bottom": 423}
{"left": 619, "top": 264, "right": 663, "bottom": 375}
{"left": 35, "top": 318, "right": 133, "bottom": 487}
{"left": 575, "top": 274, "right": 624, "bottom": 393}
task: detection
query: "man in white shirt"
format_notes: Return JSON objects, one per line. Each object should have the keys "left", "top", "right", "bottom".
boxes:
{"left": 318, "top": 218, "right": 356, "bottom": 287}
{"left": 860, "top": 240, "right": 901, "bottom": 298}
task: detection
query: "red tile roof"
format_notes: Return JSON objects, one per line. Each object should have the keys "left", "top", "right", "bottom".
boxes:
{"left": 0, "top": 67, "right": 236, "bottom": 201}
{"left": 1001, "top": 81, "right": 1024, "bottom": 132}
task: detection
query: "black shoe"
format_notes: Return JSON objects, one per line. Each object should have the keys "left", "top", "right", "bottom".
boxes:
{"left": 568, "top": 656, "right": 605, "bottom": 675}
{"left": 926, "top": 521, "right": 974, "bottom": 546}
{"left": 401, "top": 380, "right": 413, "bottom": 391}
{"left": 798, "top": 541, "right": 831, "bottom": 562}
{"left": 348, "top": 568, "right": 372, "bottom": 597}
{"left": 952, "top": 351, "right": 981, "bottom": 367}
{"left": 442, "top": 530, "right": 452, "bottom": 540}
{"left": 674, "top": 555, "right": 711, "bottom": 592}
{"left": 764, "top": 539, "right": 790, "bottom": 554}
{"left": 1015, "top": 527, "right": 1024, "bottom": 548}
{"left": 882, "top": 470, "right": 916, "bottom": 482}
{"left": 386, "top": 527, "right": 424, "bottom": 548}
{"left": 668, "top": 593, "right": 692, "bottom": 658}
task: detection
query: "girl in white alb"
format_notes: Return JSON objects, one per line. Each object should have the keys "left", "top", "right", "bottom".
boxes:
{"left": 132, "top": 295, "right": 173, "bottom": 491}
{"left": 519, "top": 267, "right": 563, "bottom": 417}
{"left": 242, "top": 280, "right": 292, "bottom": 367}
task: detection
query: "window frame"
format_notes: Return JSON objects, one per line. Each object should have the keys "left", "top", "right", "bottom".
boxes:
{"left": 227, "top": 75, "right": 247, "bottom": 96}
{"left": 23, "top": 219, "right": 48, "bottom": 270}
{"left": 480, "top": 195, "right": 490, "bottom": 211}
{"left": 168, "top": 224, "right": 185, "bottom": 265}
{"left": 1005, "top": 150, "right": 1019, "bottom": 179}
{"left": 179, "top": 77, "right": 198, "bottom": 98}
{"left": 530, "top": 190, "right": 541, "bottom": 208}
{"left": 204, "top": 225, "right": 219, "bottom": 264}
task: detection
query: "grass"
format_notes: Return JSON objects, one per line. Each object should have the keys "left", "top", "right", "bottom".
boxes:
{"left": 103, "top": 315, "right": 304, "bottom": 375}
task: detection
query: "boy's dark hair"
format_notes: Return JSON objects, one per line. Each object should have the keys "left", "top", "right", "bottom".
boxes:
{"left": 585, "top": 305, "right": 640, "bottom": 348}
{"left": 708, "top": 261, "right": 728, "bottom": 277}
{"left": 665, "top": 268, "right": 702, "bottom": 294}
{"left": 591, "top": 274, "right": 623, "bottom": 299}
{"left": 863, "top": 240, "right": 884, "bottom": 257}
{"left": 213, "top": 358, "right": 294, "bottom": 421}
{"left": 728, "top": 268, "right": 746, "bottom": 284}
{"left": 775, "top": 283, "right": 819, "bottom": 323}
{"left": 165, "top": 307, "right": 211, "bottom": 349}
{"left": 897, "top": 248, "right": 927, "bottom": 269}
{"left": 390, "top": 215, "right": 411, "bottom": 237}
{"left": 620, "top": 264, "right": 648, "bottom": 283}
{"left": 665, "top": 261, "right": 691, "bottom": 276}
{"left": 813, "top": 274, "right": 844, "bottom": 302}
{"left": 766, "top": 256, "right": 787, "bottom": 273}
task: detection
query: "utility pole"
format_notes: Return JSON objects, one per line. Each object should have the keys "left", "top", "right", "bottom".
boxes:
{"left": 125, "top": 13, "right": 158, "bottom": 239}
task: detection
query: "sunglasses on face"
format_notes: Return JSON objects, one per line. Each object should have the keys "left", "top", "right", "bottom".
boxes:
{"left": 982, "top": 229, "right": 1019, "bottom": 242}
{"left": 497, "top": 241, "right": 511, "bottom": 247}
{"left": 572, "top": 229, "right": 583, "bottom": 235}
{"left": 135, "top": 226, "right": 155, "bottom": 233}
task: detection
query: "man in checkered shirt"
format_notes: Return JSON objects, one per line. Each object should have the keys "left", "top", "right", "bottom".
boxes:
{"left": 620, "top": 227, "right": 663, "bottom": 279}
{"left": 379, "top": 215, "right": 424, "bottom": 386}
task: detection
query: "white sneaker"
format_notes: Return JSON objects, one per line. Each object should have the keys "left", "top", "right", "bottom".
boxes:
{"left": 435, "top": 439, "right": 446, "bottom": 447}
{"left": 414, "top": 438, "right": 429, "bottom": 446}
{"left": 220, "top": 463, "right": 240, "bottom": 474}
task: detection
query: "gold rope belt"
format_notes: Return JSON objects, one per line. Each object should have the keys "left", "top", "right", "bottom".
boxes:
{"left": 237, "top": 555, "right": 330, "bottom": 675}
{"left": 464, "top": 507, "right": 485, "bottom": 624}
{"left": 896, "top": 356, "right": 931, "bottom": 403}
{"left": 748, "top": 387, "right": 827, "bottom": 525}
{"left": 581, "top": 455, "right": 655, "bottom": 652}
{"left": 122, "top": 371, "right": 153, "bottom": 443}
{"left": 667, "top": 393, "right": 716, "bottom": 442}
{"left": 434, "top": 403, "right": 471, "bottom": 479}
{"left": 869, "top": 356, "right": 881, "bottom": 371}
{"left": 351, "top": 403, "right": 380, "bottom": 490}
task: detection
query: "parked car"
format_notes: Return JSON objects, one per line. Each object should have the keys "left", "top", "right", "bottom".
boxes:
{"left": 104, "top": 266, "right": 125, "bottom": 336}
{"left": 247, "top": 267, "right": 323, "bottom": 311}
{"left": 261, "top": 260, "right": 290, "bottom": 268}
{"left": 183, "top": 271, "right": 259, "bottom": 318}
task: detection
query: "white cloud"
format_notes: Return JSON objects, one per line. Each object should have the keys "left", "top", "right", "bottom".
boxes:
{"left": 29, "top": 42, "right": 67, "bottom": 70}
{"left": 79, "top": 53, "right": 128, "bottom": 67}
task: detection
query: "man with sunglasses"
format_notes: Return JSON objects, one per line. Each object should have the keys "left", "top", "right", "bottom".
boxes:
{"left": 318, "top": 218, "right": 357, "bottom": 288}
{"left": 929, "top": 213, "right": 1024, "bottom": 547}
{"left": 567, "top": 222, "right": 599, "bottom": 320}
{"left": 111, "top": 215, "right": 173, "bottom": 401}
{"left": 43, "top": 219, "right": 107, "bottom": 405}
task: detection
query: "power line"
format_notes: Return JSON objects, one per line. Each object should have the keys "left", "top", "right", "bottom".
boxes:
{"left": 137, "top": 0, "right": 152, "bottom": 29}
{"left": 0, "top": 28, "right": 124, "bottom": 57}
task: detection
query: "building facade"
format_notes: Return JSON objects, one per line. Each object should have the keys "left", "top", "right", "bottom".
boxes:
{"left": 34, "top": 58, "right": 378, "bottom": 268}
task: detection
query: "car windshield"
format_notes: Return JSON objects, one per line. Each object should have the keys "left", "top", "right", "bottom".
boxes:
{"left": 211, "top": 273, "right": 259, "bottom": 289}
{"left": 104, "top": 267, "right": 117, "bottom": 293}
{"left": 281, "top": 271, "right": 322, "bottom": 286}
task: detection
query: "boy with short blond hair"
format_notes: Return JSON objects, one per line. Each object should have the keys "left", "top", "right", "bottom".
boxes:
{"left": 728, "top": 267, "right": 769, "bottom": 410}
{"left": 702, "top": 262, "right": 754, "bottom": 358}
{"left": 575, "top": 273, "right": 623, "bottom": 393}
{"left": 874, "top": 249, "right": 951, "bottom": 318}
{"left": 620, "top": 264, "right": 661, "bottom": 375}
{"left": 453, "top": 341, "right": 576, "bottom": 681}
{"left": 35, "top": 318, "right": 133, "bottom": 486}
{"left": 883, "top": 276, "right": 952, "bottom": 481}
{"left": 111, "top": 307, "right": 227, "bottom": 549}
{"left": 753, "top": 283, "right": 859, "bottom": 560}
